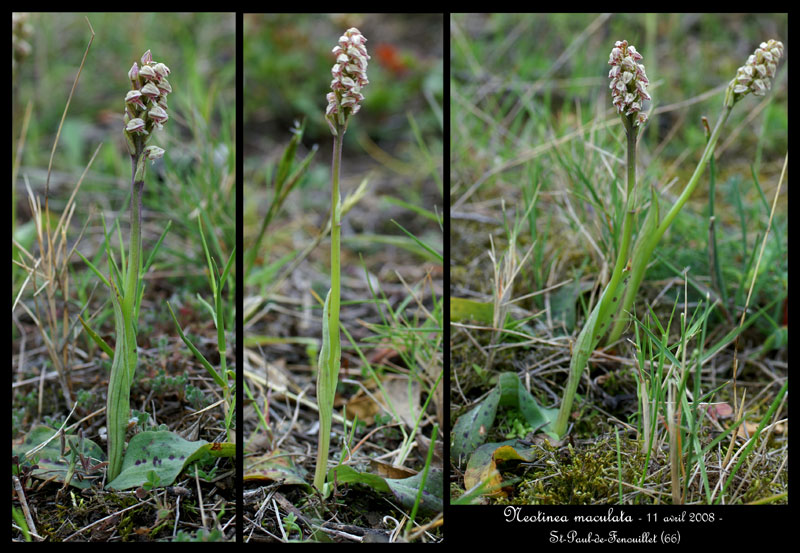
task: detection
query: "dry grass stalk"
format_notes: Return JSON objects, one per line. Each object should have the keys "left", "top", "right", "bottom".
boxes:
{"left": 12, "top": 17, "right": 97, "bottom": 411}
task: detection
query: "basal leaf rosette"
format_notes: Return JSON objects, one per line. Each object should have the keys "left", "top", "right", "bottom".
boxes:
{"left": 325, "top": 27, "right": 370, "bottom": 134}
{"left": 608, "top": 40, "right": 651, "bottom": 127}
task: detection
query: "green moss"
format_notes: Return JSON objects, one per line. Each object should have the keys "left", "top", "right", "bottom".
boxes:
{"left": 493, "top": 436, "right": 649, "bottom": 505}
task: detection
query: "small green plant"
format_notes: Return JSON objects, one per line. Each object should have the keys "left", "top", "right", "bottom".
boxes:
{"left": 12, "top": 506, "right": 32, "bottom": 542}
{"left": 189, "top": 452, "right": 220, "bottom": 481}
{"left": 167, "top": 215, "right": 236, "bottom": 442}
{"left": 281, "top": 512, "right": 303, "bottom": 541}
{"left": 150, "top": 368, "right": 188, "bottom": 395}
{"left": 313, "top": 27, "right": 371, "bottom": 494}
{"left": 245, "top": 119, "right": 317, "bottom": 278}
{"left": 141, "top": 469, "right": 162, "bottom": 491}
{"left": 553, "top": 39, "right": 785, "bottom": 438}
{"left": 174, "top": 528, "right": 223, "bottom": 542}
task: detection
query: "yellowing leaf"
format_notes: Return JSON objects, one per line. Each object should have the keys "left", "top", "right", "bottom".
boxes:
{"left": 245, "top": 448, "right": 311, "bottom": 490}
{"left": 463, "top": 440, "right": 538, "bottom": 498}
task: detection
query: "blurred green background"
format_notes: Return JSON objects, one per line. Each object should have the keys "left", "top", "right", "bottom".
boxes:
{"left": 243, "top": 13, "right": 444, "bottom": 300}
{"left": 451, "top": 13, "right": 787, "bottom": 200}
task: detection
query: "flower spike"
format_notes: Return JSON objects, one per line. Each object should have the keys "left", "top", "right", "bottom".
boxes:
{"left": 608, "top": 39, "right": 650, "bottom": 127}
{"left": 124, "top": 49, "right": 171, "bottom": 156}
{"left": 325, "top": 27, "right": 370, "bottom": 134}
{"left": 726, "top": 39, "right": 784, "bottom": 107}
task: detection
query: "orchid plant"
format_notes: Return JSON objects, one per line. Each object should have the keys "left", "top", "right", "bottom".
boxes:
{"left": 313, "top": 27, "right": 370, "bottom": 494}
{"left": 553, "top": 39, "right": 785, "bottom": 438}
{"left": 79, "top": 50, "right": 172, "bottom": 480}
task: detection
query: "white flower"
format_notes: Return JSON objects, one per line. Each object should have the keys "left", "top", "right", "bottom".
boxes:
{"left": 326, "top": 27, "right": 370, "bottom": 124}
{"left": 125, "top": 89, "right": 146, "bottom": 110}
{"left": 608, "top": 40, "right": 650, "bottom": 127}
{"left": 124, "top": 49, "right": 171, "bottom": 149}
{"left": 143, "top": 145, "right": 165, "bottom": 160}
{"left": 139, "top": 65, "right": 158, "bottom": 82}
{"left": 126, "top": 118, "right": 146, "bottom": 133}
{"left": 147, "top": 105, "right": 169, "bottom": 128}
{"left": 728, "top": 39, "right": 784, "bottom": 103}
{"left": 141, "top": 82, "right": 161, "bottom": 100}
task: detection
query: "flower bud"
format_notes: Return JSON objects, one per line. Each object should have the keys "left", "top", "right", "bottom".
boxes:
{"left": 125, "top": 118, "right": 146, "bottom": 134}
{"left": 141, "top": 81, "right": 161, "bottom": 101}
{"left": 143, "top": 145, "right": 165, "bottom": 160}
{"left": 128, "top": 62, "right": 139, "bottom": 84}
{"left": 147, "top": 105, "right": 169, "bottom": 129}
{"left": 138, "top": 65, "right": 158, "bottom": 82}
{"left": 141, "top": 49, "right": 152, "bottom": 65}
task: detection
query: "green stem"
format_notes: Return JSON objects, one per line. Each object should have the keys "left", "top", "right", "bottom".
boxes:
{"left": 215, "top": 275, "right": 232, "bottom": 443}
{"left": 605, "top": 105, "right": 732, "bottom": 344}
{"left": 329, "top": 136, "right": 342, "bottom": 376}
{"left": 598, "top": 118, "right": 638, "bottom": 327}
{"left": 107, "top": 152, "right": 144, "bottom": 481}
{"left": 313, "top": 125, "right": 343, "bottom": 492}
{"left": 554, "top": 115, "right": 638, "bottom": 437}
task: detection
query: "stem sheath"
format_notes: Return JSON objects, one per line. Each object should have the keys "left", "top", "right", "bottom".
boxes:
{"left": 106, "top": 152, "right": 143, "bottom": 481}
{"left": 314, "top": 126, "right": 343, "bottom": 492}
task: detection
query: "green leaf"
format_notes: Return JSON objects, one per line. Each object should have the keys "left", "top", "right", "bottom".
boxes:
{"left": 328, "top": 464, "right": 390, "bottom": 493}
{"left": 13, "top": 426, "right": 106, "bottom": 489}
{"left": 328, "top": 465, "right": 443, "bottom": 515}
{"left": 506, "top": 374, "right": 559, "bottom": 438}
{"left": 75, "top": 249, "right": 112, "bottom": 290}
{"left": 385, "top": 468, "right": 443, "bottom": 515}
{"left": 107, "top": 430, "right": 232, "bottom": 490}
{"left": 166, "top": 301, "right": 226, "bottom": 389}
{"left": 141, "top": 219, "right": 172, "bottom": 275}
{"left": 496, "top": 372, "right": 558, "bottom": 438}
{"left": 390, "top": 219, "right": 443, "bottom": 263}
{"left": 77, "top": 314, "right": 114, "bottom": 357}
{"left": 453, "top": 372, "right": 559, "bottom": 462}
{"left": 451, "top": 384, "right": 500, "bottom": 461}
{"left": 244, "top": 448, "right": 311, "bottom": 490}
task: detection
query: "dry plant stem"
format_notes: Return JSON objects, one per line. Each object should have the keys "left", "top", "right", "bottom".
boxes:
{"left": 13, "top": 475, "right": 38, "bottom": 539}
{"left": 553, "top": 115, "right": 638, "bottom": 438}
{"left": 18, "top": 20, "right": 95, "bottom": 409}
{"left": 667, "top": 384, "right": 681, "bottom": 504}
{"left": 313, "top": 126, "right": 343, "bottom": 492}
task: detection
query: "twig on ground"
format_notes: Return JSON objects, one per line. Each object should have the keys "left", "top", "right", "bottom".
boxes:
{"left": 13, "top": 475, "right": 38, "bottom": 540}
